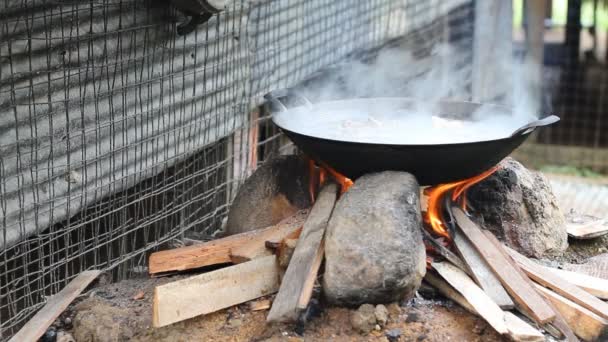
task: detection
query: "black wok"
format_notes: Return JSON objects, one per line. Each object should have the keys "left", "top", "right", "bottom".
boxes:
{"left": 265, "top": 89, "right": 559, "bottom": 185}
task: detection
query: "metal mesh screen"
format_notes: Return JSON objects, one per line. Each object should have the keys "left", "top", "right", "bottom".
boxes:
{"left": 0, "top": 0, "right": 474, "bottom": 338}
{"left": 513, "top": 0, "right": 608, "bottom": 175}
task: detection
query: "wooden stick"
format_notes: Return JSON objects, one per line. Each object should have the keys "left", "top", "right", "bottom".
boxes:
{"left": 506, "top": 246, "right": 608, "bottom": 321}
{"left": 452, "top": 207, "right": 555, "bottom": 324}
{"left": 483, "top": 231, "right": 579, "bottom": 342}
{"left": 540, "top": 265, "right": 608, "bottom": 300}
{"left": 148, "top": 210, "right": 308, "bottom": 275}
{"left": 9, "top": 270, "right": 101, "bottom": 342}
{"left": 453, "top": 230, "right": 514, "bottom": 309}
{"left": 267, "top": 184, "right": 338, "bottom": 323}
{"left": 153, "top": 255, "right": 279, "bottom": 327}
{"left": 536, "top": 284, "right": 608, "bottom": 342}
{"left": 432, "top": 262, "right": 508, "bottom": 335}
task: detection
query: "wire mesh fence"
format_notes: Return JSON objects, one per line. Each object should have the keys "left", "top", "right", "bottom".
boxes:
{"left": 1, "top": 0, "right": 476, "bottom": 338}
{"left": 513, "top": 0, "right": 608, "bottom": 176}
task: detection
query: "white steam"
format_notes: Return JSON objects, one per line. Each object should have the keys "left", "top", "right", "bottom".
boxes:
{"left": 284, "top": 44, "right": 543, "bottom": 145}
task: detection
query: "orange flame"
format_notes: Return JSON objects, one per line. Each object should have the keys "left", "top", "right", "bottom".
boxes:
{"left": 307, "top": 157, "right": 354, "bottom": 202}
{"left": 424, "top": 166, "right": 499, "bottom": 239}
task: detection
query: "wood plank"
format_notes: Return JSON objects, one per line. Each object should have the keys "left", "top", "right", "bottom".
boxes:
{"left": 506, "top": 247, "right": 608, "bottom": 321}
{"left": 267, "top": 184, "right": 338, "bottom": 323}
{"left": 536, "top": 284, "right": 608, "bottom": 342}
{"left": 297, "top": 239, "right": 324, "bottom": 310}
{"left": 432, "top": 262, "right": 508, "bottom": 335}
{"left": 452, "top": 207, "right": 556, "bottom": 324}
{"left": 149, "top": 210, "right": 308, "bottom": 275}
{"left": 541, "top": 265, "right": 608, "bottom": 300}
{"left": 453, "top": 230, "right": 514, "bottom": 309}
{"left": 153, "top": 255, "right": 279, "bottom": 327}
{"left": 424, "top": 272, "right": 478, "bottom": 315}
{"left": 9, "top": 270, "right": 101, "bottom": 342}
{"left": 567, "top": 218, "right": 608, "bottom": 240}
{"left": 427, "top": 268, "right": 543, "bottom": 342}
{"left": 502, "top": 312, "right": 544, "bottom": 342}
{"left": 483, "top": 231, "right": 578, "bottom": 342}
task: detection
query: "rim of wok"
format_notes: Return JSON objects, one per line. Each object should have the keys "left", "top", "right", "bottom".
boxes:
{"left": 271, "top": 97, "right": 539, "bottom": 147}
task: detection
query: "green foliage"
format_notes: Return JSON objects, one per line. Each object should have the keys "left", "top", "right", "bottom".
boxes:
{"left": 539, "top": 164, "right": 605, "bottom": 178}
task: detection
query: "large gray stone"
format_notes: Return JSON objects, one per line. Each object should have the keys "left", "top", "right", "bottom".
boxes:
{"left": 468, "top": 158, "right": 568, "bottom": 258}
{"left": 323, "top": 171, "right": 426, "bottom": 306}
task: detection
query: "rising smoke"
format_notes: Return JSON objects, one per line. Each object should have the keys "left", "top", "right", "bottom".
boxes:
{"left": 284, "top": 43, "right": 544, "bottom": 145}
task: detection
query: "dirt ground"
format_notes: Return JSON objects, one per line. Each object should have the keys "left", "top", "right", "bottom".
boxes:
{"left": 62, "top": 275, "right": 505, "bottom": 342}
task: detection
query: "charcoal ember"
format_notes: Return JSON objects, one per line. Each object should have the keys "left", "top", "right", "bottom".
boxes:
{"left": 225, "top": 155, "right": 311, "bottom": 236}
{"left": 468, "top": 157, "right": 568, "bottom": 258}
{"left": 323, "top": 171, "right": 426, "bottom": 306}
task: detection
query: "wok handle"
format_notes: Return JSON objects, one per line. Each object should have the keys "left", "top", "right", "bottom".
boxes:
{"left": 510, "top": 115, "right": 560, "bottom": 137}
{"left": 264, "top": 88, "right": 313, "bottom": 112}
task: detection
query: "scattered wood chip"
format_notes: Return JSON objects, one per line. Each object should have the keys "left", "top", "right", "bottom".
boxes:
{"left": 453, "top": 230, "right": 514, "bottom": 309}
{"left": 133, "top": 291, "right": 145, "bottom": 300}
{"left": 506, "top": 247, "right": 608, "bottom": 321}
{"left": 9, "top": 270, "right": 101, "bottom": 342}
{"left": 249, "top": 299, "right": 271, "bottom": 311}
{"left": 432, "top": 262, "right": 508, "bottom": 335}
{"left": 536, "top": 284, "right": 608, "bottom": 341}
{"left": 153, "top": 255, "right": 279, "bottom": 327}
{"left": 452, "top": 207, "right": 556, "bottom": 324}
{"left": 267, "top": 184, "right": 338, "bottom": 323}
{"left": 148, "top": 210, "right": 308, "bottom": 275}
{"left": 540, "top": 265, "right": 608, "bottom": 300}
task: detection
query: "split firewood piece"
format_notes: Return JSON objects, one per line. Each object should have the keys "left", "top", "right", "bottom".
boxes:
{"left": 536, "top": 284, "right": 608, "bottom": 342}
{"left": 566, "top": 212, "right": 608, "bottom": 240}
{"left": 506, "top": 247, "right": 608, "bottom": 321}
{"left": 432, "top": 262, "right": 544, "bottom": 341}
{"left": 148, "top": 210, "right": 308, "bottom": 275}
{"left": 153, "top": 255, "right": 279, "bottom": 327}
{"left": 452, "top": 207, "right": 556, "bottom": 324}
{"left": 540, "top": 265, "right": 608, "bottom": 300}
{"left": 267, "top": 184, "right": 338, "bottom": 323}
{"left": 424, "top": 272, "right": 477, "bottom": 314}
{"left": 420, "top": 228, "right": 471, "bottom": 276}
{"left": 10, "top": 270, "right": 101, "bottom": 342}
{"left": 432, "top": 262, "right": 508, "bottom": 334}
{"left": 483, "top": 231, "right": 579, "bottom": 342}
{"left": 502, "top": 312, "right": 545, "bottom": 342}
{"left": 453, "top": 230, "right": 514, "bottom": 309}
